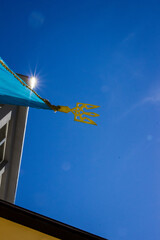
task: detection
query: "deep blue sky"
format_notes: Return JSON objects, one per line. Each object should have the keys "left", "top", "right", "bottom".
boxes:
{"left": 1, "top": 1, "right": 160, "bottom": 239}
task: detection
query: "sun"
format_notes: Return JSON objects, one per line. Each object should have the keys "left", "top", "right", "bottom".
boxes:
{"left": 29, "top": 76, "right": 37, "bottom": 89}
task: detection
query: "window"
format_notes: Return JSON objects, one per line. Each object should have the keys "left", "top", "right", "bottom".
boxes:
{"left": 0, "top": 124, "right": 7, "bottom": 163}
{"left": 0, "top": 108, "right": 11, "bottom": 186}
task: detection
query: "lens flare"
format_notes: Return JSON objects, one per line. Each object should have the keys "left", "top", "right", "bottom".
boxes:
{"left": 30, "top": 76, "right": 37, "bottom": 89}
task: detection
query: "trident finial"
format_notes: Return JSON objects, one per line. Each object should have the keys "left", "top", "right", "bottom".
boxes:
{"left": 58, "top": 103, "right": 100, "bottom": 125}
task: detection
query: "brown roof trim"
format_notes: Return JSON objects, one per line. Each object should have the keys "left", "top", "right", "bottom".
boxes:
{"left": 0, "top": 200, "right": 108, "bottom": 240}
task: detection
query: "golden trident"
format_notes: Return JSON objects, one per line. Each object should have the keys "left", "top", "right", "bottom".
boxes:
{"left": 57, "top": 103, "right": 100, "bottom": 125}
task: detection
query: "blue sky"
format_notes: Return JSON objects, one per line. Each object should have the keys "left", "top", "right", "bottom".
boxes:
{"left": 1, "top": 0, "right": 160, "bottom": 239}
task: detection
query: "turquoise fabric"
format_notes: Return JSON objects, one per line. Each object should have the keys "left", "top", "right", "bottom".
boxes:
{"left": 0, "top": 58, "right": 51, "bottom": 110}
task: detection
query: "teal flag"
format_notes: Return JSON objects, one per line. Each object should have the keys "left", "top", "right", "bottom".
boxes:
{"left": 0, "top": 57, "right": 100, "bottom": 125}
{"left": 0, "top": 57, "right": 52, "bottom": 110}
